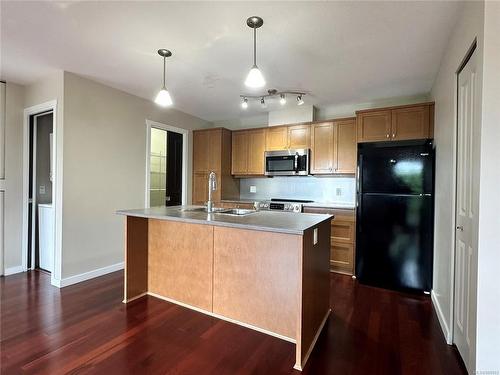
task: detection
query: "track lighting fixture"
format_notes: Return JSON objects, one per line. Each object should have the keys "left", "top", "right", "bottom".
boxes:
{"left": 279, "top": 94, "right": 286, "bottom": 105}
{"left": 154, "top": 49, "right": 173, "bottom": 107}
{"left": 244, "top": 16, "right": 266, "bottom": 88}
{"left": 239, "top": 89, "right": 306, "bottom": 109}
{"left": 241, "top": 97, "right": 248, "bottom": 109}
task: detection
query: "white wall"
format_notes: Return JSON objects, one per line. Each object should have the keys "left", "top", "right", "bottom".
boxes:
{"left": 3, "top": 82, "right": 24, "bottom": 273}
{"left": 61, "top": 72, "right": 210, "bottom": 279}
{"left": 475, "top": 1, "right": 500, "bottom": 371}
{"left": 429, "top": 0, "right": 485, "bottom": 346}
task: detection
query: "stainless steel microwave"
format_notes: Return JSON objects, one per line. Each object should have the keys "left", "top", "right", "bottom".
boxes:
{"left": 264, "top": 149, "right": 310, "bottom": 176}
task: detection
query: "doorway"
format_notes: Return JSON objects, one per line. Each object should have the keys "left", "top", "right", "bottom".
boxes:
{"left": 27, "top": 111, "right": 54, "bottom": 273}
{"left": 452, "top": 42, "right": 480, "bottom": 372}
{"left": 145, "top": 120, "right": 187, "bottom": 207}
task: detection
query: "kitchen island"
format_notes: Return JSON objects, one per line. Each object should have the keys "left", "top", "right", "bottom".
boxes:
{"left": 117, "top": 206, "right": 332, "bottom": 371}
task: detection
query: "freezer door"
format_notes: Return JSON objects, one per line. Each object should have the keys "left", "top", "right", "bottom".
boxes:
{"left": 359, "top": 143, "right": 433, "bottom": 194}
{"left": 356, "top": 193, "right": 433, "bottom": 291}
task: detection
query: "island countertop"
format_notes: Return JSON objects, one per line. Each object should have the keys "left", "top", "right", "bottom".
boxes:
{"left": 117, "top": 205, "right": 332, "bottom": 235}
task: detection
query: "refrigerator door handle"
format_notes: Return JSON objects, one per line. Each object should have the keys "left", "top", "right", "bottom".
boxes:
{"left": 419, "top": 193, "right": 432, "bottom": 197}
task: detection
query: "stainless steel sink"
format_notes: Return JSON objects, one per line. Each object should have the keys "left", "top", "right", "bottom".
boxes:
{"left": 179, "top": 207, "right": 229, "bottom": 213}
{"left": 216, "top": 208, "right": 257, "bottom": 216}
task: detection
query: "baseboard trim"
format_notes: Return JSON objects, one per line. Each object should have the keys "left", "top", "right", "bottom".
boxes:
{"left": 294, "top": 308, "right": 331, "bottom": 371}
{"left": 3, "top": 266, "right": 25, "bottom": 276}
{"left": 431, "top": 289, "right": 452, "bottom": 344}
{"left": 57, "top": 262, "right": 124, "bottom": 288}
{"left": 147, "top": 291, "right": 296, "bottom": 344}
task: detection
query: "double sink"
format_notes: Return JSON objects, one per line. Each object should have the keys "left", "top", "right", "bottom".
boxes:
{"left": 180, "top": 207, "right": 257, "bottom": 216}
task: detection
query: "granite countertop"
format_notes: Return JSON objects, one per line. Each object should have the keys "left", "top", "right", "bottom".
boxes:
{"left": 117, "top": 205, "right": 332, "bottom": 235}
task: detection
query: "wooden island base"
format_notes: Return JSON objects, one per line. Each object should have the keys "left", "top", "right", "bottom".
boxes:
{"left": 123, "top": 216, "right": 331, "bottom": 371}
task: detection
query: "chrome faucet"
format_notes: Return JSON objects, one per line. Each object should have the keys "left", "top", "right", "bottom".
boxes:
{"left": 207, "top": 171, "right": 217, "bottom": 213}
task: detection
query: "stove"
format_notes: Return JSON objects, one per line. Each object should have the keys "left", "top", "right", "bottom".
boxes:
{"left": 256, "top": 199, "right": 314, "bottom": 213}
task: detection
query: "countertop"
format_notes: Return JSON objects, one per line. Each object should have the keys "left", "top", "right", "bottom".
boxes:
{"left": 117, "top": 205, "right": 332, "bottom": 235}
{"left": 221, "top": 199, "right": 355, "bottom": 210}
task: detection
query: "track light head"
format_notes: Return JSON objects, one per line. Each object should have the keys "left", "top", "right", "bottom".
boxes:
{"left": 241, "top": 97, "right": 248, "bottom": 109}
{"left": 279, "top": 94, "right": 286, "bottom": 105}
{"left": 297, "top": 95, "right": 304, "bottom": 106}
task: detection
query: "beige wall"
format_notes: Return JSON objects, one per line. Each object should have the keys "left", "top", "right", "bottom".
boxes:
{"left": 476, "top": 1, "right": 500, "bottom": 371}
{"left": 3, "top": 82, "right": 25, "bottom": 271}
{"left": 429, "top": 1, "right": 484, "bottom": 351}
{"left": 61, "top": 72, "right": 210, "bottom": 278}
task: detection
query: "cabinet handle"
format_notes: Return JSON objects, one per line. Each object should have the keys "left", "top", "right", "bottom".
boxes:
{"left": 392, "top": 133, "right": 396, "bottom": 138}
{"left": 386, "top": 134, "right": 390, "bottom": 138}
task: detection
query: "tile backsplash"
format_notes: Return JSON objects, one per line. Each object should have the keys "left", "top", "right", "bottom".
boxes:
{"left": 239, "top": 176, "right": 356, "bottom": 204}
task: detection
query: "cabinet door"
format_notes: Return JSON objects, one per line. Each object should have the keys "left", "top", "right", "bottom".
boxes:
{"left": 287, "top": 125, "right": 311, "bottom": 149}
{"left": 231, "top": 131, "right": 248, "bottom": 175}
{"left": 335, "top": 119, "right": 357, "bottom": 174}
{"left": 192, "top": 172, "right": 207, "bottom": 204}
{"left": 311, "top": 122, "right": 335, "bottom": 174}
{"left": 208, "top": 129, "right": 222, "bottom": 171}
{"left": 357, "top": 110, "right": 392, "bottom": 142}
{"left": 265, "top": 126, "right": 288, "bottom": 151}
{"left": 391, "top": 105, "right": 430, "bottom": 140}
{"left": 331, "top": 219, "right": 355, "bottom": 244}
{"left": 247, "top": 129, "right": 266, "bottom": 175}
{"left": 193, "top": 131, "right": 210, "bottom": 172}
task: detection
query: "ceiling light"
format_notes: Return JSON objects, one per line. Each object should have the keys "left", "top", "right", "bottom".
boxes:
{"left": 154, "top": 49, "right": 173, "bottom": 107}
{"left": 297, "top": 95, "right": 304, "bottom": 106}
{"left": 261, "top": 97, "right": 267, "bottom": 108}
{"left": 244, "top": 16, "right": 266, "bottom": 88}
{"left": 241, "top": 97, "right": 248, "bottom": 109}
{"left": 280, "top": 93, "right": 286, "bottom": 105}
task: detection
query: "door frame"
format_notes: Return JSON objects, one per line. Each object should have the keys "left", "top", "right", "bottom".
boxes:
{"left": 145, "top": 119, "right": 188, "bottom": 207}
{"left": 449, "top": 40, "right": 478, "bottom": 348}
{"left": 22, "top": 100, "right": 62, "bottom": 287}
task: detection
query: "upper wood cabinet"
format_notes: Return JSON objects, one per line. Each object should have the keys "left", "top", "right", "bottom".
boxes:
{"left": 265, "top": 126, "right": 288, "bottom": 151}
{"left": 356, "top": 103, "right": 433, "bottom": 143}
{"left": 357, "top": 110, "right": 392, "bottom": 142}
{"left": 391, "top": 105, "right": 430, "bottom": 141}
{"left": 287, "top": 125, "right": 311, "bottom": 149}
{"left": 311, "top": 122, "right": 336, "bottom": 174}
{"left": 231, "top": 131, "right": 248, "bottom": 175}
{"left": 193, "top": 128, "right": 238, "bottom": 204}
{"left": 231, "top": 129, "right": 266, "bottom": 176}
{"left": 335, "top": 119, "right": 357, "bottom": 174}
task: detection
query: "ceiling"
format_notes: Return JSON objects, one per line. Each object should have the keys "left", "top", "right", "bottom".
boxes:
{"left": 1, "top": 1, "right": 462, "bottom": 122}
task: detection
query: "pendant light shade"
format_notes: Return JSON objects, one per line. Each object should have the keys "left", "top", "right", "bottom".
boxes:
{"left": 245, "top": 17, "right": 265, "bottom": 89}
{"left": 155, "top": 88, "right": 173, "bottom": 107}
{"left": 155, "top": 49, "right": 173, "bottom": 107}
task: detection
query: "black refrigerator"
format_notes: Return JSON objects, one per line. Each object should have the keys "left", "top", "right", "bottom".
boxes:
{"left": 356, "top": 140, "right": 434, "bottom": 293}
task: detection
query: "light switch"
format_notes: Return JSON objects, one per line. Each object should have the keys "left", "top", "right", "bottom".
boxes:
{"left": 250, "top": 185, "right": 257, "bottom": 193}
{"left": 313, "top": 228, "right": 318, "bottom": 245}
{"left": 39, "top": 185, "right": 46, "bottom": 194}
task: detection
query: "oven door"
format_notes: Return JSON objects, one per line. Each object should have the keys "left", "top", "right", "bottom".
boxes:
{"left": 265, "top": 149, "right": 309, "bottom": 176}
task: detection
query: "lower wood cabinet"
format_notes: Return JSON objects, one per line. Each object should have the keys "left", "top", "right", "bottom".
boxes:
{"left": 303, "top": 206, "right": 356, "bottom": 275}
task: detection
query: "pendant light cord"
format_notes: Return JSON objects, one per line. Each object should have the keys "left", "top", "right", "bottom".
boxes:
{"left": 253, "top": 27, "right": 257, "bottom": 66}
{"left": 163, "top": 57, "right": 166, "bottom": 89}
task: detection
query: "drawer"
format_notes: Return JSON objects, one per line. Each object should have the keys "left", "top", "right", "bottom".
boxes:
{"left": 330, "top": 242, "right": 354, "bottom": 275}
{"left": 332, "top": 220, "right": 355, "bottom": 244}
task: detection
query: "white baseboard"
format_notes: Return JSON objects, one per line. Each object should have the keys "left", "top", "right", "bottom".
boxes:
{"left": 54, "top": 262, "right": 124, "bottom": 288}
{"left": 431, "top": 289, "right": 452, "bottom": 344}
{"left": 3, "top": 266, "right": 25, "bottom": 276}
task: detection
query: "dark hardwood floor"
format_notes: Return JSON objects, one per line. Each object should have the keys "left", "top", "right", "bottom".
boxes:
{"left": 1, "top": 270, "right": 466, "bottom": 375}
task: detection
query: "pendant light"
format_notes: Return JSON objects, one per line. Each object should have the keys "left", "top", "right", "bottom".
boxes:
{"left": 154, "top": 49, "right": 173, "bottom": 107}
{"left": 245, "top": 16, "right": 266, "bottom": 88}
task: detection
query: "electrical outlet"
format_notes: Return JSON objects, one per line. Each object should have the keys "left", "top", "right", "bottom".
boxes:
{"left": 250, "top": 185, "right": 257, "bottom": 193}
{"left": 336, "top": 188, "right": 342, "bottom": 196}
{"left": 39, "top": 185, "right": 46, "bottom": 194}
{"left": 313, "top": 228, "right": 318, "bottom": 245}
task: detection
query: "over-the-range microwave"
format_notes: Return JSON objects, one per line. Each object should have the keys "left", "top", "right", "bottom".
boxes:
{"left": 264, "top": 149, "right": 310, "bottom": 176}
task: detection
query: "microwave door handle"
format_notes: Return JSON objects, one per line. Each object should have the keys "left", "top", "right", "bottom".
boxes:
{"left": 294, "top": 153, "right": 299, "bottom": 173}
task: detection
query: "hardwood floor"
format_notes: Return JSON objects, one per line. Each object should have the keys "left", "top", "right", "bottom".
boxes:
{"left": 1, "top": 270, "right": 466, "bottom": 374}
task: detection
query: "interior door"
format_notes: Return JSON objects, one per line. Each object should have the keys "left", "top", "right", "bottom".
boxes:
{"left": 166, "top": 131, "right": 183, "bottom": 206}
{"left": 453, "top": 47, "right": 480, "bottom": 372}
{"left": 0, "top": 82, "right": 5, "bottom": 275}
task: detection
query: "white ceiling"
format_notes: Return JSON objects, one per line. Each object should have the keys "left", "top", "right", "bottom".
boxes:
{"left": 1, "top": 1, "right": 462, "bottom": 122}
